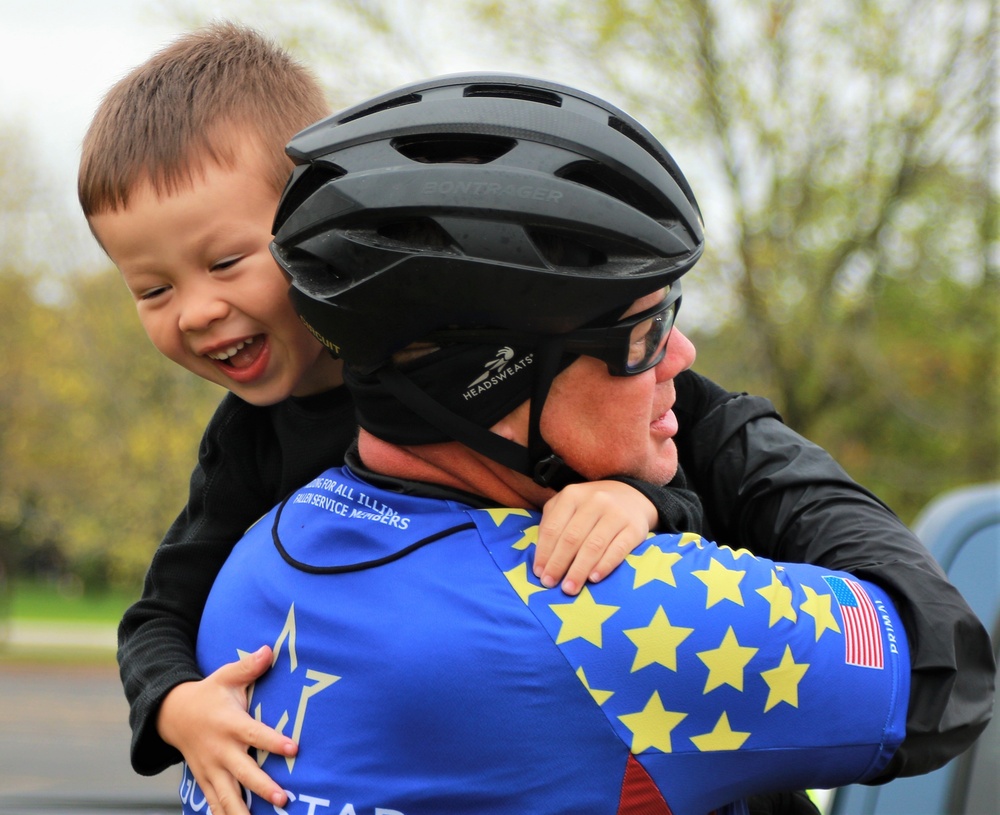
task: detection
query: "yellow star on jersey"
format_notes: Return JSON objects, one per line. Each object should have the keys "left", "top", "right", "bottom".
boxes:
{"left": 576, "top": 666, "right": 614, "bottom": 706}
{"left": 696, "top": 626, "right": 759, "bottom": 692}
{"left": 756, "top": 571, "right": 798, "bottom": 627}
{"left": 482, "top": 507, "right": 533, "bottom": 527}
{"left": 799, "top": 585, "right": 841, "bottom": 641}
{"left": 503, "top": 562, "right": 547, "bottom": 604}
{"left": 626, "top": 545, "right": 684, "bottom": 588}
{"left": 511, "top": 525, "right": 540, "bottom": 550}
{"left": 692, "top": 558, "right": 746, "bottom": 608}
{"left": 717, "top": 544, "right": 757, "bottom": 561}
{"left": 761, "top": 645, "right": 810, "bottom": 712}
{"left": 690, "top": 711, "right": 751, "bottom": 751}
{"left": 677, "top": 532, "right": 705, "bottom": 549}
{"left": 549, "top": 586, "right": 620, "bottom": 646}
{"left": 623, "top": 606, "right": 695, "bottom": 672}
{"left": 618, "top": 690, "right": 687, "bottom": 754}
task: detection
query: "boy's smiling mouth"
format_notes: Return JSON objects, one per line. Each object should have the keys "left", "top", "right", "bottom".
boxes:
{"left": 207, "top": 335, "right": 262, "bottom": 369}
{"left": 204, "top": 335, "right": 272, "bottom": 384}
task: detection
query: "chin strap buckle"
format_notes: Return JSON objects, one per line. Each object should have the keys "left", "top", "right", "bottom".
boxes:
{"left": 532, "top": 454, "right": 573, "bottom": 489}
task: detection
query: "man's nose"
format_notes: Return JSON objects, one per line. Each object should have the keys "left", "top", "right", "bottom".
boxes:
{"left": 656, "top": 327, "right": 696, "bottom": 381}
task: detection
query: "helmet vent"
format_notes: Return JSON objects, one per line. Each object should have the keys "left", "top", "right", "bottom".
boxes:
{"left": 273, "top": 163, "right": 346, "bottom": 230}
{"left": 529, "top": 229, "right": 607, "bottom": 269}
{"left": 464, "top": 84, "right": 562, "bottom": 107}
{"left": 558, "top": 161, "right": 672, "bottom": 221}
{"left": 339, "top": 92, "right": 423, "bottom": 125}
{"left": 608, "top": 116, "right": 698, "bottom": 209}
{"left": 392, "top": 134, "right": 516, "bottom": 164}
{"left": 376, "top": 218, "right": 454, "bottom": 252}
{"left": 279, "top": 248, "right": 343, "bottom": 296}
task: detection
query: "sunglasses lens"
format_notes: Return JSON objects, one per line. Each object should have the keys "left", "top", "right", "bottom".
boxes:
{"left": 625, "top": 300, "right": 677, "bottom": 373}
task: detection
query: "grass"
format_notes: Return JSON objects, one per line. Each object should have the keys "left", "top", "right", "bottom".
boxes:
{"left": 6, "top": 578, "right": 137, "bottom": 623}
{"left": 0, "top": 580, "right": 133, "bottom": 664}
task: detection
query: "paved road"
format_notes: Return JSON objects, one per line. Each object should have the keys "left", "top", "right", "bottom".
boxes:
{"left": 0, "top": 659, "right": 180, "bottom": 814}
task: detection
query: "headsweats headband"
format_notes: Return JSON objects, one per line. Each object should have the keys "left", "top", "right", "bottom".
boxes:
{"left": 346, "top": 342, "right": 540, "bottom": 445}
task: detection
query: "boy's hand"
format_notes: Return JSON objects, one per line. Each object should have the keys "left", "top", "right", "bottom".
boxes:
{"left": 157, "top": 646, "right": 296, "bottom": 815}
{"left": 535, "top": 480, "right": 658, "bottom": 595}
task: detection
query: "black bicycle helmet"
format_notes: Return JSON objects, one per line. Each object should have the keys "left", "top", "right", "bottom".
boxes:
{"left": 271, "top": 71, "right": 703, "bottom": 369}
{"left": 271, "top": 72, "right": 704, "bottom": 487}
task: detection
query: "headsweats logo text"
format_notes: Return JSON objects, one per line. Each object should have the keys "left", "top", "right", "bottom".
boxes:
{"left": 463, "top": 347, "right": 533, "bottom": 401}
{"left": 421, "top": 181, "right": 563, "bottom": 203}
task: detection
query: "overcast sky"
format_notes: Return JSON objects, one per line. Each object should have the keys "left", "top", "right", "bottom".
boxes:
{"left": 0, "top": 1, "right": 185, "bottom": 267}
{"left": 2, "top": 2, "right": 184, "bottom": 191}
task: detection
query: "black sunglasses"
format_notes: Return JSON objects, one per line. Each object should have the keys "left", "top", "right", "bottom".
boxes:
{"left": 424, "top": 283, "right": 682, "bottom": 377}
{"left": 560, "top": 284, "right": 682, "bottom": 376}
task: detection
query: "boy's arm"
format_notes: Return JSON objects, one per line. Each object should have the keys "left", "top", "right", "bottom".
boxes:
{"left": 533, "top": 481, "right": 659, "bottom": 594}
{"left": 673, "top": 369, "right": 995, "bottom": 780}
{"left": 118, "top": 396, "right": 277, "bottom": 775}
{"left": 532, "top": 461, "right": 703, "bottom": 595}
{"left": 156, "top": 646, "right": 297, "bottom": 813}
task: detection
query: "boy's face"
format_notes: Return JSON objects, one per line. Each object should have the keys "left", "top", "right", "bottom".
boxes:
{"left": 90, "top": 148, "right": 342, "bottom": 406}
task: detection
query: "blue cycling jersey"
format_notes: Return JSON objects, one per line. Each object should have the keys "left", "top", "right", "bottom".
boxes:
{"left": 185, "top": 466, "right": 908, "bottom": 815}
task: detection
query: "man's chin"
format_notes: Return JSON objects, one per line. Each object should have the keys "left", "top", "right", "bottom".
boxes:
{"left": 587, "top": 452, "right": 678, "bottom": 487}
{"left": 641, "top": 444, "right": 679, "bottom": 486}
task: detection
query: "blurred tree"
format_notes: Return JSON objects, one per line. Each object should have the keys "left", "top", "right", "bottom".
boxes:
{"left": 0, "top": 122, "right": 221, "bottom": 590}
{"left": 0, "top": 125, "right": 57, "bottom": 580}
{"left": 8, "top": 267, "right": 222, "bottom": 589}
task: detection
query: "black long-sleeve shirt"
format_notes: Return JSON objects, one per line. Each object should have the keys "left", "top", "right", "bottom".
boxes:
{"left": 117, "top": 370, "right": 994, "bottom": 782}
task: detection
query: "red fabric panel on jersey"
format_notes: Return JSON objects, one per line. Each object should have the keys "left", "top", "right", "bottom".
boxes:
{"left": 618, "top": 753, "right": 672, "bottom": 814}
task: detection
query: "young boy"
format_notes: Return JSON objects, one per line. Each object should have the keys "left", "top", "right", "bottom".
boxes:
{"left": 79, "top": 22, "right": 677, "bottom": 815}
{"left": 80, "top": 22, "right": 992, "bottom": 815}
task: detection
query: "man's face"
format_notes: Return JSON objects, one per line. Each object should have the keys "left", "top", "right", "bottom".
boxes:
{"left": 535, "top": 288, "right": 696, "bottom": 485}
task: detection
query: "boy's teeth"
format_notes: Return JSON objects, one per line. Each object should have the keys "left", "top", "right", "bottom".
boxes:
{"left": 210, "top": 336, "right": 254, "bottom": 360}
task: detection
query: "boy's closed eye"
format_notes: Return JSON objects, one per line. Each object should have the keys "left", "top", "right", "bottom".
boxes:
{"left": 138, "top": 284, "right": 171, "bottom": 301}
{"left": 210, "top": 255, "right": 243, "bottom": 272}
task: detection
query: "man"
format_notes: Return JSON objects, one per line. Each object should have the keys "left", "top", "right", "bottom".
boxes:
{"left": 186, "top": 74, "right": 993, "bottom": 815}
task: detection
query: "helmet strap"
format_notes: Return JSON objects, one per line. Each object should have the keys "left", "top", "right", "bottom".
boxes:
{"left": 376, "top": 365, "right": 533, "bottom": 475}
{"left": 374, "top": 340, "right": 584, "bottom": 490}
{"left": 526, "top": 337, "right": 584, "bottom": 489}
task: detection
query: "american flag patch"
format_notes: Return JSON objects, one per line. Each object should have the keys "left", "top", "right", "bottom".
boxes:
{"left": 823, "top": 576, "right": 885, "bottom": 669}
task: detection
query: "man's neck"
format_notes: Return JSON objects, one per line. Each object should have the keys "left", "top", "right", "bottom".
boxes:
{"left": 357, "top": 429, "right": 554, "bottom": 510}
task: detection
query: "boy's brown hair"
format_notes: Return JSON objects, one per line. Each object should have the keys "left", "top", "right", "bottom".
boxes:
{"left": 78, "top": 21, "right": 329, "bottom": 217}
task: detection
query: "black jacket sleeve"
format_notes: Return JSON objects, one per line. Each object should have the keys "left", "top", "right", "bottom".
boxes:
{"left": 117, "top": 395, "right": 280, "bottom": 774}
{"left": 118, "top": 388, "right": 355, "bottom": 775}
{"left": 119, "top": 388, "right": 358, "bottom": 775}
{"left": 673, "top": 370, "right": 996, "bottom": 781}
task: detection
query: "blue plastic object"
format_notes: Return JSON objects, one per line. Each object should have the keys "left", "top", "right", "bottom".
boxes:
{"left": 828, "top": 483, "right": 999, "bottom": 815}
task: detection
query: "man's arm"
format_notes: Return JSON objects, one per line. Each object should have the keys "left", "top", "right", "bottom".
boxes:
{"left": 673, "top": 370, "right": 995, "bottom": 779}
